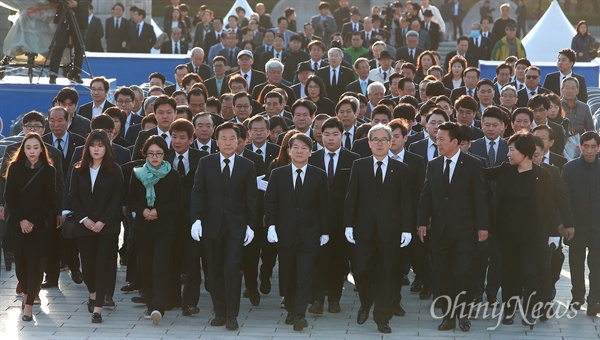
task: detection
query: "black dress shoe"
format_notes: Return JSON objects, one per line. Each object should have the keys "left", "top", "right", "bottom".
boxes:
{"left": 71, "top": 270, "right": 83, "bottom": 284}
{"left": 308, "top": 301, "right": 323, "bottom": 314}
{"left": 502, "top": 313, "right": 515, "bottom": 325}
{"left": 41, "top": 281, "right": 58, "bottom": 289}
{"left": 419, "top": 288, "right": 432, "bottom": 300}
{"left": 377, "top": 322, "right": 392, "bottom": 333}
{"left": 22, "top": 314, "right": 33, "bottom": 322}
{"left": 49, "top": 76, "right": 57, "bottom": 84}
{"left": 357, "top": 306, "right": 369, "bottom": 325}
{"left": 87, "top": 299, "right": 95, "bottom": 313}
{"left": 570, "top": 300, "right": 582, "bottom": 310}
{"left": 285, "top": 312, "right": 296, "bottom": 325}
{"left": 248, "top": 289, "right": 260, "bottom": 306}
{"left": 437, "top": 317, "right": 456, "bottom": 331}
{"left": 522, "top": 314, "right": 535, "bottom": 329}
{"left": 92, "top": 312, "right": 102, "bottom": 323}
{"left": 210, "top": 316, "right": 226, "bottom": 326}
{"left": 393, "top": 304, "right": 406, "bottom": 317}
{"left": 226, "top": 317, "right": 239, "bottom": 330}
{"left": 587, "top": 303, "right": 600, "bottom": 316}
{"left": 131, "top": 293, "right": 146, "bottom": 304}
{"left": 104, "top": 296, "right": 116, "bottom": 308}
{"left": 259, "top": 277, "right": 271, "bottom": 295}
{"left": 539, "top": 305, "right": 553, "bottom": 322}
{"left": 410, "top": 278, "right": 422, "bottom": 292}
{"left": 458, "top": 317, "right": 471, "bottom": 332}
{"left": 328, "top": 301, "right": 341, "bottom": 313}
{"left": 293, "top": 315, "right": 308, "bottom": 331}
{"left": 182, "top": 305, "right": 199, "bottom": 316}
{"left": 120, "top": 282, "right": 138, "bottom": 292}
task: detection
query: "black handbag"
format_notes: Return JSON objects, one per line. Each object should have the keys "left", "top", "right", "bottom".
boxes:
{"left": 60, "top": 213, "right": 77, "bottom": 239}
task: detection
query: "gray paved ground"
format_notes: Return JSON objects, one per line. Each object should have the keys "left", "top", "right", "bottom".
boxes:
{"left": 1, "top": 244, "right": 599, "bottom": 339}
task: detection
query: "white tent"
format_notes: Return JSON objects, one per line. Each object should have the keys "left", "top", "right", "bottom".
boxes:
{"left": 224, "top": 0, "right": 255, "bottom": 21}
{"left": 521, "top": 0, "right": 576, "bottom": 62}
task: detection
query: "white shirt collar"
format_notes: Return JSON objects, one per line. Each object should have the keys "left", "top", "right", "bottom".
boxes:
{"left": 176, "top": 149, "right": 189, "bottom": 160}
{"left": 220, "top": 153, "right": 235, "bottom": 167}
{"left": 292, "top": 163, "right": 308, "bottom": 174}
{"left": 543, "top": 150, "right": 551, "bottom": 163}
{"left": 484, "top": 136, "right": 501, "bottom": 145}
{"left": 325, "top": 147, "right": 341, "bottom": 157}
{"left": 445, "top": 149, "right": 460, "bottom": 164}
{"left": 93, "top": 99, "right": 106, "bottom": 109}
{"left": 389, "top": 148, "right": 405, "bottom": 161}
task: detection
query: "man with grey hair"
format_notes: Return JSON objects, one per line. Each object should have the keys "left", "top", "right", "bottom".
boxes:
{"left": 366, "top": 82, "right": 386, "bottom": 118}
{"left": 499, "top": 84, "right": 518, "bottom": 113}
{"left": 252, "top": 59, "right": 296, "bottom": 107}
{"left": 468, "top": 22, "right": 492, "bottom": 61}
{"left": 186, "top": 47, "right": 211, "bottom": 81}
{"left": 129, "top": 85, "right": 146, "bottom": 116}
{"left": 344, "top": 123, "right": 414, "bottom": 334}
{"left": 395, "top": 31, "right": 424, "bottom": 65}
{"left": 160, "top": 27, "right": 188, "bottom": 54}
{"left": 316, "top": 47, "right": 355, "bottom": 102}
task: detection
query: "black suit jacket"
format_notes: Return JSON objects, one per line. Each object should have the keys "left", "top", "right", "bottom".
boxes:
{"left": 160, "top": 40, "right": 188, "bottom": 54}
{"left": 245, "top": 142, "right": 280, "bottom": 169}
{"left": 251, "top": 81, "right": 296, "bottom": 108}
{"left": 346, "top": 78, "right": 373, "bottom": 96}
{"left": 190, "top": 153, "right": 258, "bottom": 239}
{"left": 165, "top": 148, "right": 208, "bottom": 223}
{"left": 418, "top": 152, "right": 489, "bottom": 240}
{"left": 408, "top": 138, "right": 434, "bottom": 163}
{"left": 395, "top": 47, "right": 425, "bottom": 64}
{"left": 344, "top": 157, "right": 414, "bottom": 243}
{"left": 450, "top": 86, "right": 479, "bottom": 104}
{"left": 350, "top": 138, "right": 371, "bottom": 158}
{"left": 469, "top": 137, "right": 509, "bottom": 167}
{"left": 516, "top": 86, "right": 551, "bottom": 108}
{"left": 424, "top": 21, "right": 442, "bottom": 50}
{"left": 315, "top": 65, "right": 355, "bottom": 102}
{"left": 548, "top": 152, "right": 567, "bottom": 173}
{"left": 131, "top": 127, "right": 162, "bottom": 160}
{"left": 259, "top": 50, "right": 291, "bottom": 72}
{"left": 547, "top": 120, "right": 566, "bottom": 155}
{"left": 444, "top": 51, "right": 478, "bottom": 71}
{"left": 203, "top": 76, "right": 230, "bottom": 98}
{"left": 541, "top": 163, "right": 574, "bottom": 228}
{"left": 467, "top": 37, "right": 492, "bottom": 61}
{"left": 128, "top": 22, "right": 156, "bottom": 53}
{"left": 105, "top": 16, "right": 129, "bottom": 52}
{"left": 78, "top": 101, "right": 115, "bottom": 121}
{"left": 264, "top": 164, "right": 331, "bottom": 247}
{"left": 42, "top": 132, "right": 85, "bottom": 179}
{"left": 191, "top": 139, "right": 219, "bottom": 153}
{"left": 86, "top": 15, "right": 104, "bottom": 52}
{"left": 69, "top": 114, "right": 92, "bottom": 137}
{"left": 229, "top": 69, "right": 267, "bottom": 91}
{"left": 123, "top": 122, "right": 143, "bottom": 146}
{"left": 297, "top": 59, "right": 329, "bottom": 73}
{"left": 186, "top": 62, "right": 212, "bottom": 82}
{"left": 542, "top": 71, "right": 587, "bottom": 103}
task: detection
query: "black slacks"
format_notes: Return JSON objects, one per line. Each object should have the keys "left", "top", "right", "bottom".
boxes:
{"left": 473, "top": 235, "right": 502, "bottom": 300}
{"left": 242, "top": 226, "right": 263, "bottom": 291}
{"left": 278, "top": 242, "right": 318, "bottom": 315}
{"left": 49, "top": 22, "right": 86, "bottom": 77}
{"left": 14, "top": 253, "right": 46, "bottom": 305}
{"left": 311, "top": 230, "right": 349, "bottom": 305}
{"left": 76, "top": 233, "right": 119, "bottom": 308}
{"left": 569, "top": 244, "right": 600, "bottom": 304}
{"left": 182, "top": 237, "right": 208, "bottom": 307}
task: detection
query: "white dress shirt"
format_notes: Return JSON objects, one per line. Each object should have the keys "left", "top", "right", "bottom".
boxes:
{"left": 444, "top": 150, "right": 461, "bottom": 183}
{"left": 324, "top": 147, "right": 341, "bottom": 174}
{"left": 220, "top": 153, "right": 235, "bottom": 171}
{"left": 90, "top": 166, "right": 100, "bottom": 192}
{"left": 92, "top": 100, "right": 106, "bottom": 118}
{"left": 174, "top": 149, "right": 190, "bottom": 174}
{"left": 292, "top": 163, "right": 308, "bottom": 187}
{"left": 427, "top": 138, "right": 438, "bottom": 161}
{"left": 389, "top": 149, "right": 406, "bottom": 162}
{"left": 157, "top": 128, "right": 171, "bottom": 147}
{"left": 372, "top": 156, "right": 389, "bottom": 182}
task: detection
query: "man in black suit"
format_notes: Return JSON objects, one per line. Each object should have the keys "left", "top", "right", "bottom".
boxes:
{"left": 542, "top": 48, "right": 588, "bottom": 102}
{"left": 86, "top": 4, "right": 104, "bottom": 52}
{"left": 229, "top": 50, "right": 267, "bottom": 91}
{"left": 259, "top": 33, "right": 291, "bottom": 73}
{"left": 395, "top": 31, "right": 424, "bottom": 65}
{"left": 347, "top": 57, "right": 373, "bottom": 96}
{"left": 114, "top": 87, "right": 143, "bottom": 144}
{"left": 341, "top": 8, "right": 363, "bottom": 42}
{"left": 79, "top": 77, "right": 114, "bottom": 120}
{"left": 291, "top": 63, "right": 314, "bottom": 99}
{"left": 265, "top": 132, "right": 331, "bottom": 331}
{"left": 203, "top": 56, "right": 229, "bottom": 98}
{"left": 160, "top": 28, "right": 188, "bottom": 54}
{"left": 218, "top": 31, "right": 242, "bottom": 74}
{"left": 492, "top": 63, "right": 512, "bottom": 104}
{"left": 422, "top": 10, "right": 442, "bottom": 51}
{"left": 191, "top": 112, "right": 219, "bottom": 153}
{"left": 185, "top": 47, "right": 212, "bottom": 81}
{"left": 336, "top": 97, "right": 361, "bottom": 150}
{"left": 164, "top": 64, "right": 189, "bottom": 96}
{"left": 128, "top": 9, "right": 156, "bottom": 53}
{"left": 53, "top": 87, "right": 91, "bottom": 137}
{"left": 246, "top": 116, "right": 280, "bottom": 167}
{"left": 190, "top": 122, "right": 257, "bottom": 330}
{"left": 454, "top": 95, "right": 485, "bottom": 140}
{"left": 533, "top": 125, "right": 567, "bottom": 172}
{"left": 298, "top": 40, "right": 329, "bottom": 73}
{"left": 251, "top": 59, "right": 296, "bottom": 108}
{"left": 516, "top": 66, "right": 551, "bottom": 108}
{"left": 164, "top": 119, "right": 209, "bottom": 316}
{"left": 469, "top": 107, "right": 509, "bottom": 167}
{"left": 418, "top": 122, "right": 489, "bottom": 332}
{"left": 316, "top": 47, "right": 355, "bottom": 103}
{"left": 444, "top": 36, "right": 478, "bottom": 71}
{"left": 308, "top": 118, "right": 359, "bottom": 314}
{"left": 467, "top": 23, "right": 492, "bottom": 62}
{"left": 105, "top": 3, "right": 129, "bottom": 52}
{"left": 529, "top": 94, "right": 565, "bottom": 155}
{"left": 344, "top": 124, "right": 414, "bottom": 334}
{"left": 408, "top": 109, "right": 449, "bottom": 162}
{"left": 450, "top": 67, "right": 481, "bottom": 104}
{"left": 132, "top": 96, "right": 176, "bottom": 160}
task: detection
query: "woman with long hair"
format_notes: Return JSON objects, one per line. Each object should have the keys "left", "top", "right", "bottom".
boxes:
{"left": 545, "top": 93, "right": 573, "bottom": 136}
{"left": 4, "top": 133, "right": 56, "bottom": 322}
{"left": 571, "top": 20, "right": 597, "bottom": 62}
{"left": 268, "top": 116, "right": 289, "bottom": 144}
{"left": 415, "top": 51, "right": 438, "bottom": 84}
{"left": 267, "top": 129, "right": 299, "bottom": 175}
{"left": 442, "top": 55, "right": 466, "bottom": 90}
{"left": 69, "top": 130, "right": 124, "bottom": 323}
{"left": 305, "top": 75, "right": 336, "bottom": 116}
{"left": 164, "top": 8, "right": 190, "bottom": 45}
{"left": 129, "top": 136, "right": 181, "bottom": 325}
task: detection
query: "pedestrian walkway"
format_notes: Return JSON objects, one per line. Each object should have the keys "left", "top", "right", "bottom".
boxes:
{"left": 1, "top": 245, "right": 598, "bottom": 339}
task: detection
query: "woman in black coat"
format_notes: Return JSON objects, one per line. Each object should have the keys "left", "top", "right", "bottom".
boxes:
{"left": 129, "top": 136, "right": 181, "bottom": 325}
{"left": 4, "top": 133, "right": 56, "bottom": 322}
{"left": 305, "top": 75, "right": 336, "bottom": 116}
{"left": 69, "top": 130, "right": 124, "bottom": 323}
{"left": 484, "top": 131, "right": 556, "bottom": 328}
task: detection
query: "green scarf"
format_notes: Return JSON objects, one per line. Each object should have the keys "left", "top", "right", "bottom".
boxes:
{"left": 134, "top": 160, "right": 172, "bottom": 207}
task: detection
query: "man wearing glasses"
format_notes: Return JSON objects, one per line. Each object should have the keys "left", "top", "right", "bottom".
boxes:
{"left": 516, "top": 66, "right": 550, "bottom": 108}
{"left": 79, "top": 77, "right": 115, "bottom": 120}
{"left": 113, "top": 87, "right": 142, "bottom": 143}
{"left": 132, "top": 95, "right": 177, "bottom": 160}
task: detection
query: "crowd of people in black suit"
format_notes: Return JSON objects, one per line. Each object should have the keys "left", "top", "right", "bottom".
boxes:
{"left": 1, "top": 0, "right": 599, "bottom": 335}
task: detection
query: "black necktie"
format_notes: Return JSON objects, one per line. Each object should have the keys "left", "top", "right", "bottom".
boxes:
{"left": 223, "top": 159, "right": 231, "bottom": 185}
{"left": 488, "top": 141, "right": 496, "bottom": 166}
{"left": 161, "top": 133, "right": 167, "bottom": 140}
{"left": 530, "top": 91, "right": 535, "bottom": 96}
{"left": 383, "top": 71, "right": 387, "bottom": 81}
{"left": 375, "top": 161, "right": 383, "bottom": 192}
{"left": 433, "top": 144, "right": 439, "bottom": 158}
{"left": 229, "top": 50, "right": 234, "bottom": 66}
{"left": 256, "top": 148, "right": 263, "bottom": 161}
{"left": 295, "top": 168, "right": 303, "bottom": 200}
{"left": 519, "top": 84, "right": 524, "bottom": 90}
{"left": 195, "top": 66, "right": 199, "bottom": 74}
{"left": 201, "top": 145, "right": 209, "bottom": 152}
{"left": 276, "top": 52, "right": 280, "bottom": 60}
{"left": 174, "top": 43, "right": 179, "bottom": 54}
{"left": 137, "top": 23, "right": 140, "bottom": 36}
{"left": 244, "top": 73, "right": 248, "bottom": 80}
{"left": 56, "top": 138, "right": 63, "bottom": 156}
{"left": 475, "top": 38, "right": 478, "bottom": 47}
{"left": 327, "top": 152, "right": 335, "bottom": 185}
{"left": 410, "top": 50, "right": 414, "bottom": 60}
{"left": 177, "top": 155, "right": 185, "bottom": 175}
{"left": 468, "top": 89, "right": 473, "bottom": 97}
{"left": 344, "top": 131, "right": 352, "bottom": 149}
{"left": 443, "top": 159, "right": 452, "bottom": 192}
{"left": 314, "top": 62, "right": 318, "bottom": 71}
{"left": 115, "top": 18, "right": 119, "bottom": 29}
{"left": 332, "top": 69, "right": 337, "bottom": 87}
{"left": 366, "top": 32, "right": 370, "bottom": 42}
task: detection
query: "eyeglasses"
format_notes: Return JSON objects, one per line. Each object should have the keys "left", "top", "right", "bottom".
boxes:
{"left": 117, "top": 100, "right": 132, "bottom": 105}
{"left": 370, "top": 138, "right": 390, "bottom": 144}
{"left": 147, "top": 152, "right": 164, "bottom": 158}
{"left": 235, "top": 104, "right": 250, "bottom": 109}
{"left": 307, "top": 85, "right": 320, "bottom": 90}
{"left": 24, "top": 124, "right": 44, "bottom": 131}
{"left": 525, "top": 75, "right": 539, "bottom": 80}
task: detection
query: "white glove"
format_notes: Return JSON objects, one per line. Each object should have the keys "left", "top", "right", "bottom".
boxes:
{"left": 400, "top": 232, "right": 412, "bottom": 248}
{"left": 548, "top": 236, "right": 560, "bottom": 249}
{"left": 256, "top": 175, "right": 268, "bottom": 191}
{"left": 320, "top": 234, "right": 329, "bottom": 246}
{"left": 243, "top": 225, "right": 254, "bottom": 246}
{"left": 267, "top": 225, "right": 278, "bottom": 243}
{"left": 191, "top": 220, "right": 202, "bottom": 241}
{"left": 345, "top": 227, "right": 355, "bottom": 244}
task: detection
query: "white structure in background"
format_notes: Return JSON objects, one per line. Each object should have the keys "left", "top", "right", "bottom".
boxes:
{"left": 521, "top": 0, "right": 576, "bottom": 62}
{"left": 224, "top": 0, "right": 255, "bottom": 21}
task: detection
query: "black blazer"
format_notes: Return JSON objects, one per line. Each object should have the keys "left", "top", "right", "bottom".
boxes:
{"left": 547, "top": 120, "right": 566, "bottom": 156}
{"left": 344, "top": 157, "right": 414, "bottom": 242}
{"left": 78, "top": 101, "right": 115, "bottom": 121}
{"left": 515, "top": 86, "right": 551, "bottom": 108}
{"left": 469, "top": 137, "right": 509, "bottom": 167}
{"left": 105, "top": 16, "right": 130, "bottom": 52}
{"left": 548, "top": 152, "right": 567, "bottom": 172}
{"left": 251, "top": 81, "right": 296, "bottom": 108}
{"left": 229, "top": 69, "right": 267, "bottom": 90}
{"left": 204, "top": 76, "right": 230, "bottom": 98}
{"left": 259, "top": 50, "right": 291, "bottom": 72}
{"left": 408, "top": 138, "right": 433, "bottom": 163}
{"left": 165, "top": 148, "right": 208, "bottom": 223}
{"left": 341, "top": 22, "right": 364, "bottom": 41}
{"left": 186, "top": 62, "right": 212, "bottom": 82}
{"left": 543, "top": 71, "right": 587, "bottom": 103}
{"left": 160, "top": 40, "right": 188, "bottom": 54}
{"left": 190, "top": 153, "right": 258, "bottom": 239}
{"left": 69, "top": 115, "right": 92, "bottom": 137}
{"left": 123, "top": 117, "right": 144, "bottom": 145}
{"left": 349, "top": 138, "right": 371, "bottom": 158}
{"left": 444, "top": 51, "right": 478, "bottom": 71}
{"left": 69, "top": 164, "right": 124, "bottom": 236}
{"left": 418, "top": 152, "right": 489, "bottom": 240}
{"left": 128, "top": 22, "right": 156, "bottom": 53}
{"left": 403, "top": 151, "right": 427, "bottom": 220}
{"left": 86, "top": 15, "right": 104, "bottom": 52}
{"left": 541, "top": 163, "right": 574, "bottom": 228}
{"left": 264, "top": 164, "right": 331, "bottom": 247}
{"left": 450, "top": 86, "right": 479, "bottom": 104}
{"left": 467, "top": 36, "right": 492, "bottom": 62}
{"left": 132, "top": 127, "right": 162, "bottom": 160}
{"left": 315, "top": 65, "right": 355, "bottom": 102}
{"left": 346, "top": 79, "right": 374, "bottom": 96}
{"left": 442, "top": 75, "right": 464, "bottom": 91}
{"left": 245, "top": 142, "right": 280, "bottom": 169}
{"left": 395, "top": 47, "right": 425, "bottom": 64}
{"left": 191, "top": 139, "right": 219, "bottom": 153}
{"left": 42, "top": 132, "right": 85, "bottom": 179}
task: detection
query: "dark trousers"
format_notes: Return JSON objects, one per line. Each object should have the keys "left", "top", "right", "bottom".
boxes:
{"left": 278, "top": 242, "right": 318, "bottom": 315}
{"left": 499, "top": 234, "right": 544, "bottom": 315}
{"left": 125, "top": 218, "right": 140, "bottom": 287}
{"left": 135, "top": 229, "right": 174, "bottom": 315}
{"left": 204, "top": 227, "right": 243, "bottom": 318}
{"left": 473, "top": 235, "right": 502, "bottom": 301}
{"left": 432, "top": 231, "right": 477, "bottom": 319}
{"left": 352, "top": 235, "right": 398, "bottom": 324}
{"left": 14, "top": 253, "right": 46, "bottom": 305}
{"left": 242, "top": 226, "right": 263, "bottom": 291}
{"left": 167, "top": 221, "right": 187, "bottom": 307}
{"left": 569, "top": 244, "right": 600, "bottom": 304}
{"left": 411, "top": 231, "right": 433, "bottom": 291}
{"left": 49, "top": 22, "right": 86, "bottom": 77}
{"left": 182, "top": 237, "right": 208, "bottom": 307}
{"left": 44, "top": 227, "right": 61, "bottom": 283}
{"left": 452, "top": 16, "right": 463, "bottom": 39}
{"left": 76, "top": 233, "right": 118, "bottom": 308}
{"left": 259, "top": 229, "right": 278, "bottom": 291}
{"left": 311, "top": 230, "right": 349, "bottom": 304}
